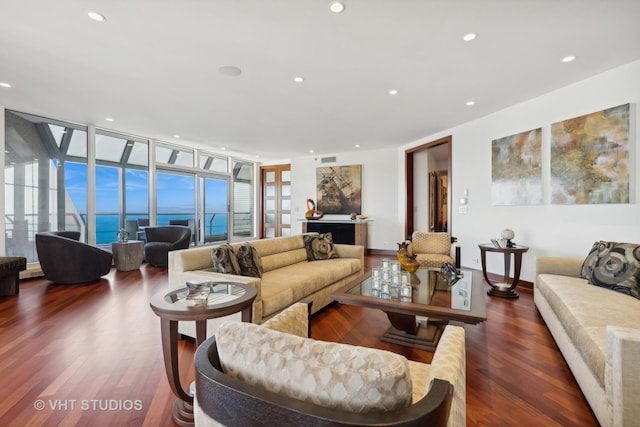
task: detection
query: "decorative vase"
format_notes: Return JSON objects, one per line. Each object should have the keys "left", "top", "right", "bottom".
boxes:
{"left": 397, "top": 241, "right": 410, "bottom": 264}
{"left": 400, "top": 253, "right": 420, "bottom": 273}
{"left": 116, "top": 229, "right": 130, "bottom": 242}
{"left": 501, "top": 229, "right": 515, "bottom": 247}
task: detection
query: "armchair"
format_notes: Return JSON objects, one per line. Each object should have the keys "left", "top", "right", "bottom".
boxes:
{"left": 35, "top": 231, "right": 112, "bottom": 284}
{"left": 194, "top": 302, "right": 466, "bottom": 427}
{"left": 143, "top": 225, "right": 191, "bottom": 267}
{"left": 408, "top": 232, "right": 461, "bottom": 269}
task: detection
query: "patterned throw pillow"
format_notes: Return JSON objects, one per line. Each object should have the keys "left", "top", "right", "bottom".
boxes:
{"left": 211, "top": 244, "right": 240, "bottom": 275}
{"left": 581, "top": 241, "right": 640, "bottom": 299}
{"left": 236, "top": 243, "right": 263, "bottom": 278}
{"left": 303, "top": 232, "right": 339, "bottom": 261}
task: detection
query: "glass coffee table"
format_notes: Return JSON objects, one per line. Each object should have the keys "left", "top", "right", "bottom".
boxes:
{"left": 332, "top": 268, "right": 486, "bottom": 351}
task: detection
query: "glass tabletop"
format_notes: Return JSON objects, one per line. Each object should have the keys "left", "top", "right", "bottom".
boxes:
{"left": 345, "top": 268, "right": 472, "bottom": 311}
{"left": 165, "top": 281, "right": 247, "bottom": 308}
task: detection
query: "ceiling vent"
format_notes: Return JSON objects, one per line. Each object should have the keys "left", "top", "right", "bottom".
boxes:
{"left": 320, "top": 156, "right": 337, "bottom": 163}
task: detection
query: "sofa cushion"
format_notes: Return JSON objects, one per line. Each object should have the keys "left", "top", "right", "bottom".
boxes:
{"left": 581, "top": 241, "right": 640, "bottom": 299}
{"left": 236, "top": 243, "right": 263, "bottom": 278}
{"left": 260, "top": 258, "right": 362, "bottom": 316}
{"left": 216, "top": 321, "right": 413, "bottom": 413}
{"left": 303, "top": 232, "right": 338, "bottom": 261}
{"left": 211, "top": 244, "right": 240, "bottom": 275}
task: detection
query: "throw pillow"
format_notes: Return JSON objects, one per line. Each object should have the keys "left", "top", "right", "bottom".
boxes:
{"left": 581, "top": 241, "right": 640, "bottom": 299}
{"left": 303, "top": 232, "right": 339, "bottom": 261}
{"left": 236, "top": 243, "right": 263, "bottom": 278}
{"left": 211, "top": 244, "right": 240, "bottom": 275}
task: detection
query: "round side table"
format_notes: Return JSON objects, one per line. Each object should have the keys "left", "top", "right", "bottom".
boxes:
{"left": 478, "top": 243, "right": 529, "bottom": 298}
{"left": 149, "top": 281, "right": 257, "bottom": 427}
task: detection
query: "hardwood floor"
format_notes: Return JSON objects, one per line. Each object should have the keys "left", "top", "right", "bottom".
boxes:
{"left": 0, "top": 257, "right": 599, "bottom": 426}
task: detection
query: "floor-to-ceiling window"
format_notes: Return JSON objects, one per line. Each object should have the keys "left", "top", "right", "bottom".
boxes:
{"left": 232, "top": 160, "right": 254, "bottom": 239}
{"left": 95, "top": 130, "right": 149, "bottom": 245}
{"left": 4, "top": 110, "right": 87, "bottom": 262}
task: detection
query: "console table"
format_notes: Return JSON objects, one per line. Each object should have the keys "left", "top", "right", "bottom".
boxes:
{"left": 301, "top": 220, "right": 369, "bottom": 252}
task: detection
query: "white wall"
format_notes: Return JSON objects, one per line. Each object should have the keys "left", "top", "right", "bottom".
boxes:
{"left": 290, "top": 148, "right": 403, "bottom": 250}
{"left": 403, "top": 60, "right": 640, "bottom": 282}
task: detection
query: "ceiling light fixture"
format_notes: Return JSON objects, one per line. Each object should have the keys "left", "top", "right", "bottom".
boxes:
{"left": 329, "top": 2, "right": 345, "bottom": 13}
{"left": 309, "top": 149, "right": 315, "bottom": 153}
{"left": 218, "top": 65, "right": 242, "bottom": 77}
{"left": 221, "top": 147, "right": 226, "bottom": 151}
{"left": 463, "top": 33, "right": 477, "bottom": 42}
{"left": 562, "top": 55, "right": 576, "bottom": 63}
{"left": 105, "top": 117, "right": 114, "bottom": 122}
{"left": 173, "top": 134, "right": 180, "bottom": 139}
{"left": 466, "top": 100, "right": 475, "bottom": 106}
{"left": 0, "top": 82, "right": 11, "bottom": 88}
{"left": 293, "top": 76, "right": 304, "bottom": 83}
{"left": 87, "top": 11, "right": 106, "bottom": 22}
{"left": 355, "top": 144, "right": 360, "bottom": 148}
{"left": 389, "top": 89, "right": 399, "bottom": 95}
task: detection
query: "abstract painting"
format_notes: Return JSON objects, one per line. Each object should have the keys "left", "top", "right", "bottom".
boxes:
{"left": 550, "top": 103, "right": 631, "bottom": 204}
{"left": 491, "top": 128, "right": 542, "bottom": 205}
{"left": 316, "top": 165, "right": 362, "bottom": 214}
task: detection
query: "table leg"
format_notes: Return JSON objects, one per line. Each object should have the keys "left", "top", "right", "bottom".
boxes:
{"left": 381, "top": 312, "right": 446, "bottom": 351}
{"left": 487, "top": 252, "right": 519, "bottom": 299}
{"left": 160, "top": 318, "right": 194, "bottom": 427}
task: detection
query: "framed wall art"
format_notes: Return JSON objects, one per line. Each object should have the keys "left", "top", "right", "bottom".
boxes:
{"left": 316, "top": 165, "right": 362, "bottom": 214}
{"left": 550, "top": 103, "right": 631, "bottom": 204}
{"left": 491, "top": 128, "right": 543, "bottom": 205}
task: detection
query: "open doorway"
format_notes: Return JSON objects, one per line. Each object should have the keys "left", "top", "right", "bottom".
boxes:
{"left": 405, "top": 136, "right": 451, "bottom": 239}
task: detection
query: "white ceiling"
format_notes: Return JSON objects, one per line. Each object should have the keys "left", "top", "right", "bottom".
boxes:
{"left": 1, "top": 0, "right": 639, "bottom": 161}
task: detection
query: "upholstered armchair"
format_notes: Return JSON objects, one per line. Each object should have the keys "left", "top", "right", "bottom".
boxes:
{"left": 408, "top": 232, "right": 461, "bottom": 269}
{"left": 35, "top": 231, "right": 113, "bottom": 284}
{"left": 143, "top": 225, "right": 191, "bottom": 267}
{"left": 194, "top": 302, "right": 466, "bottom": 427}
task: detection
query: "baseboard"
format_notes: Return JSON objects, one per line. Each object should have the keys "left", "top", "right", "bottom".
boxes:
{"left": 20, "top": 263, "right": 43, "bottom": 279}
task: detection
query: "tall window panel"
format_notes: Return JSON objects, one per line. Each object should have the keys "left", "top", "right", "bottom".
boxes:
{"left": 4, "top": 110, "right": 87, "bottom": 261}
{"left": 95, "top": 131, "right": 148, "bottom": 245}
{"left": 232, "top": 160, "right": 254, "bottom": 239}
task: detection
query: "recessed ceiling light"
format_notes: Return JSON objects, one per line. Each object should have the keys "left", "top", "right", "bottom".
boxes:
{"left": 562, "top": 55, "right": 576, "bottom": 63}
{"left": 173, "top": 134, "right": 181, "bottom": 139}
{"left": 105, "top": 117, "right": 114, "bottom": 122}
{"left": 218, "top": 65, "right": 242, "bottom": 77}
{"left": 466, "top": 100, "right": 475, "bottom": 106}
{"left": 355, "top": 144, "right": 360, "bottom": 148}
{"left": 293, "top": 76, "right": 304, "bottom": 83}
{"left": 329, "top": 2, "right": 345, "bottom": 13}
{"left": 463, "top": 33, "right": 477, "bottom": 42}
{"left": 221, "top": 147, "right": 226, "bottom": 151}
{"left": 87, "top": 11, "right": 106, "bottom": 22}
{"left": 389, "top": 89, "right": 399, "bottom": 95}
{"left": 0, "top": 82, "right": 11, "bottom": 88}
{"left": 309, "top": 149, "right": 315, "bottom": 153}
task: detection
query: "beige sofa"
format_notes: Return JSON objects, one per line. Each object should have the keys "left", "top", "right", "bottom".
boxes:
{"left": 168, "top": 233, "right": 364, "bottom": 338}
{"left": 535, "top": 257, "right": 640, "bottom": 427}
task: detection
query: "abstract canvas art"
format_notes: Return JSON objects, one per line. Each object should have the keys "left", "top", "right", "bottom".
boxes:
{"left": 316, "top": 165, "right": 362, "bottom": 214}
{"left": 491, "top": 128, "right": 542, "bottom": 205}
{"left": 550, "top": 103, "right": 631, "bottom": 204}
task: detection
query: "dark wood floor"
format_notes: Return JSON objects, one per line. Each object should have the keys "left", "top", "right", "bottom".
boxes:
{"left": 0, "top": 256, "right": 599, "bottom": 426}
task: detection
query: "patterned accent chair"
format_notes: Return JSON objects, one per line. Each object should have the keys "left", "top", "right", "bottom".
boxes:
{"left": 194, "top": 302, "right": 466, "bottom": 427}
{"left": 408, "top": 232, "right": 461, "bottom": 269}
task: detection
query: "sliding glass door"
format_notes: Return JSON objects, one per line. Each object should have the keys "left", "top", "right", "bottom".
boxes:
{"left": 199, "top": 176, "right": 229, "bottom": 243}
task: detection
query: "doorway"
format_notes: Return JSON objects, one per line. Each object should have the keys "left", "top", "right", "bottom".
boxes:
{"left": 405, "top": 136, "right": 452, "bottom": 239}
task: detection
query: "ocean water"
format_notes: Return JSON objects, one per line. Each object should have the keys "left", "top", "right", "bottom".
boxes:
{"left": 94, "top": 214, "right": 228, "bottom": 244}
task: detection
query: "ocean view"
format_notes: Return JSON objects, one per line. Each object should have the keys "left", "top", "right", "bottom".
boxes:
{"left": 93, "top": 213, "right": 228, "bottom": 244}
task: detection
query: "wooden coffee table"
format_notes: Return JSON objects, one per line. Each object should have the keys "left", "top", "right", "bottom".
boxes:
{"left": 332, "top": 268, "right": 486, "bottom": 351}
